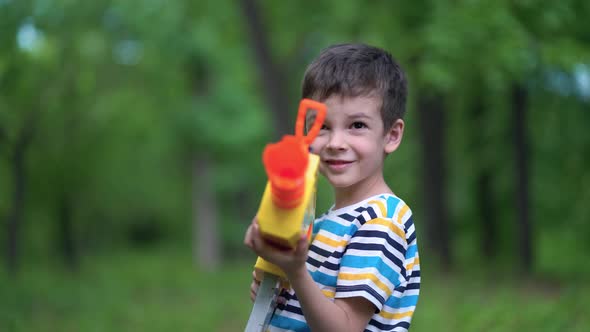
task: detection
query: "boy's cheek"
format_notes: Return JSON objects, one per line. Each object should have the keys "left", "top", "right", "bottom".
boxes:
{"left": 309, "top": 138, "right": 326, "bottom": 154}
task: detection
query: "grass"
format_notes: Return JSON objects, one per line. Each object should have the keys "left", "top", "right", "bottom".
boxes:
{"left": 1, "top": 247, "right": 589, "bottom": 331}
{"left": 411, "top": 269, "right": 590, "bottom": 332}
{"left": 1, "top": 248, "right": 253, "bottom": 332}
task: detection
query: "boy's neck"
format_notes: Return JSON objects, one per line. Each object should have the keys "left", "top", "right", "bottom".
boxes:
{"left": 332, "top": 173, "right": 393, "bottom": 210}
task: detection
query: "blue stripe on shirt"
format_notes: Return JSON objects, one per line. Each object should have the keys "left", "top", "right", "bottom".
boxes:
{"left": 385, "top": 295, "right": 419, "bottom": 308}
{"left": 309, "top": 270, "right": 338, "bottom": 287}
{"left": 340, "top": 255, "right": 401, "bottom": 285}
{"left": 317, "top": 219, "right": 357, "bottom": 237}
{"left": 271, "top": 314, "right": 311, "bottom": 331}
{"left": 346, "top": 242, "right": 406, "bottom": 277}
{"left": 386, "top": 196, "right": 401, "bottom": 218}
{"left": 406, "top": 244, "right": 418, "bottom": 259}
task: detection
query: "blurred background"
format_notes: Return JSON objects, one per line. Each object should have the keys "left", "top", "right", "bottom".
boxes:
{"left": 1, "top": 0, "right": 590, "bottom": 331}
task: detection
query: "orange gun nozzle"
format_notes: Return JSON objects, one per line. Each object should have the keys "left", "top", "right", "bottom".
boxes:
{"left": 263, "top": 136, "right": 308, "bottom": 209}
{"left": 262, "top": 99, "right": 327, "bottom": 210}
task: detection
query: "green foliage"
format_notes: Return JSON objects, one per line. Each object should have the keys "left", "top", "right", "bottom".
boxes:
{"left": 1, "top": 250, "right": 589, "bottom": 331}
{"left": 0, "top": 249, "right": 255, "bottom": 331}
{"left": 1, "top": 3, "right": 590, "bottom": 329}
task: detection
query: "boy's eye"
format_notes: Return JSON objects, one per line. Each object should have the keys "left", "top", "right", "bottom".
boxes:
{"left": 351, "top": 122, "right": 367, "bottom": 129}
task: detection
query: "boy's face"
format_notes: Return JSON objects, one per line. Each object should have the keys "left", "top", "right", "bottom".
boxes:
{"left": 309, "top": 95, "right": 402, "bottom": 192}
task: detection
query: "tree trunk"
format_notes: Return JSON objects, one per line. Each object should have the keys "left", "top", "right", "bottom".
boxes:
{"left": 194, "top": 156, "right": 220, "bottom": 270}
{"left": 477, "top": 172, "right": 496, "bottom": 259}
{"left": 58, "top": 192, "right": 78, "bottom": 270}
{"left": 469, "top": 97, "right": 497, "bottom": 259}
{"left": 5, "top": 124, "right": 34, "bottom": 274}
{"left": 6, "top": 145, "right": 25, "bottom": 273}
{"left": 238, "top": 0, "right": 291, "bottom": 138}
{"left": 416, "top": 92, "right": 452, "bottom": 270}
{"left": 512, "top": 83, "right": 532, "bottom": 272}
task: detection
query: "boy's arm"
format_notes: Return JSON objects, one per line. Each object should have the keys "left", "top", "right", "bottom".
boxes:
{"left": 244, "top": 220, "right": 375, "bottom": 332}
{"left": 288, "top": 266, "right": 376, "bottom": 331}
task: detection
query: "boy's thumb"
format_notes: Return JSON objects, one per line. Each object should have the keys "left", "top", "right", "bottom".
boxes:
{"left": 295, "top": 233, "right": 308, "bottom": 254}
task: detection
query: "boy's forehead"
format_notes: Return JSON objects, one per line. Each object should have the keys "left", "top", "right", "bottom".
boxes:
{"left": 309, "top": 95, "right": 381, "bottom": 117}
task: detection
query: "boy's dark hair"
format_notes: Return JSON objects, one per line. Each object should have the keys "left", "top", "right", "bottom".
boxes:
{"left": 302, "top": 43, "right": 407, "bottom": 131}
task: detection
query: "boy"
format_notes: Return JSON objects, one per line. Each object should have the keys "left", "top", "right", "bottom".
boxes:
{"left": 244, "top": 43, "right": 420, "bottom": 332}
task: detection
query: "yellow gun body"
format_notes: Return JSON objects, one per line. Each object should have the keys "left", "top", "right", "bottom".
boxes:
{"left": 254, "top": 154, "right": 319, "bottom": 278}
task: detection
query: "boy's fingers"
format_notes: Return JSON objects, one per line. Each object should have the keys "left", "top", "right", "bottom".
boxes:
{"left": 245, "top": 220, "right": 262, "bottom": 249}
{"left": 249, "top": 223, "right": 304, "bottom": 265}
{"left": 252, "top": 270, "right": 261, "bottom": 284}
{"left": 250, "top": 281, "right": 259, "bottom": 293}
{"left": 250, "top": 224, "right": 267, "bottom": 253}
{"left": 244, "top": 223, "right": 254, "bottom": 247}
{"left": 249, "top": 225, "right": 273, "bottom": 260}
{"left": 250, "top": 279, "right": 260, "bottom": 302}
{"left": 244, "top": 217, "right": 260, "bottom": 248}
{"left": 294, "top": 233, "right": 308, "bottom": 256}
{"left": 250, "top": 280, "right": 259, "bottom": 302}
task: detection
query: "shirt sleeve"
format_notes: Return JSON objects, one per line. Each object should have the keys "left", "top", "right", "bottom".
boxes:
{"left": 334, "top": 213, "right": 408, "bottom": 312}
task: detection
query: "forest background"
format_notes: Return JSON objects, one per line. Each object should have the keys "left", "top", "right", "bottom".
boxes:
{"left": 1, "top": 0, "right": 590, "bottom": 331}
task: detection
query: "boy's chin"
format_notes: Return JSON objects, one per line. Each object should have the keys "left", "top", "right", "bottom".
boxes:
{"left": 325, "top": 177, "right": 354, "bottom": 189}
{"left": 320, "top": 169, "right": 358, "bottom": 189}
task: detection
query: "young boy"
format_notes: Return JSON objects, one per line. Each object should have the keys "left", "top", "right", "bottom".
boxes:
{"left": 244, "top": 43, "right": 420, "bottom": 332}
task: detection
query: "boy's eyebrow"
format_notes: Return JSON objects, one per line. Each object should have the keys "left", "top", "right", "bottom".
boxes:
{"left": 348, "top": 113, "right": 373, "bottom": 119}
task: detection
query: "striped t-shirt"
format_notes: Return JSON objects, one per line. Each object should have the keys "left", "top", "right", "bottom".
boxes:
{"left": 268, "top": 193, "right": 420, "bottom": 331}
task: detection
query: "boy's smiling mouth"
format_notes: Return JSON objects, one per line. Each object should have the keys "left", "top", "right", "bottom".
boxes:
{"left": 324, "top": 159, "right": 354, "bottom": 171}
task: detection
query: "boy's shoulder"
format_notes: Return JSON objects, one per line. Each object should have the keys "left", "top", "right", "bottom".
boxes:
{"left": 326, "top": 193, "right": 411, "bottom": 219}
{"left": 317, "top": 193, "right": 414, "bottom": 234}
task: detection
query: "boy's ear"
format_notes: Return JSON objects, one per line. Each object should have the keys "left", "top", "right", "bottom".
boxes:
{"left": 384, "top": 119, "right": 404, "bottom": 154}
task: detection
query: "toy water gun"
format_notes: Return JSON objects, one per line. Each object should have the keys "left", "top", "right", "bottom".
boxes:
{"left": 244, "top": 99, "right": 326, "bottom": 332}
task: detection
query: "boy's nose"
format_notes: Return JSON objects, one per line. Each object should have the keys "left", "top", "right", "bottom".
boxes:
{"left": 326, "top": 131, "right": 347, "bottom": 150}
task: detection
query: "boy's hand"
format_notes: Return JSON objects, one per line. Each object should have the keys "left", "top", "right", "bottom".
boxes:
{"left": 249, "top": 270, "right": 286, "bottom": 304}
{"left": 244, "top": 217, "right": 308, "bottom": 277}
{"left": 250, "top": 270, "right": 261, "bottom": 302}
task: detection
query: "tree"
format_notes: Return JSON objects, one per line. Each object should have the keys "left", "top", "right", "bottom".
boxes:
{"left": 0, "top": 1, "right": 38, "bottom": 273}
{"left": 238, "top": 0, "right": 291, "bottom": 138}
{"left": 2, "top": 117, "right": 36, "bottom": 274}
{"left": 511, "top": 82, "right": 532, "bottom": 271}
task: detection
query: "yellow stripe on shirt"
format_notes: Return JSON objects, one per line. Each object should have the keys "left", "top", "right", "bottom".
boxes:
{"left": 321, "top": 289, "right": 335, "bottom": 298}
{"left": 397, "top": 204, "right": 409, "bottom": 225}
{"left": 368, "top": 199, "right": 387, "bottom": 217}
{"left": 366, "top": 218, "right": 405, "bottom": 240}
{"left": 338, "top": 272, "right": 392, "bottom": 295}
{"left": 315, "top": 234, "right": 348, "bottom": 248}
{"left": 379, "top": 309, "right": 414, "bottom": 320}
{"left": 406, "top": 256, "right": 420, "bottom": 271}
